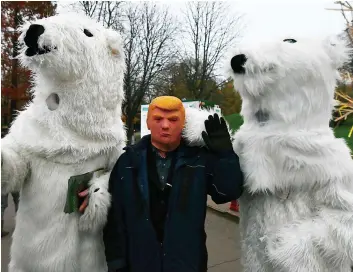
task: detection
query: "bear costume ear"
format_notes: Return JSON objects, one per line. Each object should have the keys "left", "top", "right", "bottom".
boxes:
{"left": 322, "top": 36, "right": 351, "bottom": 69}
{"left": 105, "top": 29, "right": 123, "bottom": 58}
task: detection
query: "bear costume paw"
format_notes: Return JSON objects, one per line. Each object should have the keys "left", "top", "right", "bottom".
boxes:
{"left": 78, "top": 172, "right": 111, "bottom": 233}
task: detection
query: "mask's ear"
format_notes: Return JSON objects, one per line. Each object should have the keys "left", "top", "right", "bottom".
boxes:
{"left": 105, "top": 29, "right": 124, "bottom": 58}
{"left": 322, "top": 36, "right": 351, "bottom": 69}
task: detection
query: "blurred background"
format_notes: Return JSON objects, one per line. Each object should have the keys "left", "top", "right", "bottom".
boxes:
{"left": 1, "top": 0, "right": 352, "bottom": 146}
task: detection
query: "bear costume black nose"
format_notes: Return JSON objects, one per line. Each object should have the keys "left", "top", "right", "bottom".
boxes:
{"left": 231, "top": 54, "right": 247, "bottom": 74}
{"left": 24, "top": 24, "right": 45, "bottom": 48}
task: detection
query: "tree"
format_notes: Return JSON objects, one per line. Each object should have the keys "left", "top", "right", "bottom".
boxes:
{"left": 151, "top": 60, "right": 195, "bottom": 100}
{"left": 329, "top": 2, "right": 353, "bottom": 74}
{"left": 78, "top": 1, "right": 123, "bottom": 30}
{"left": 1, "top": 1, "right": 57, "bottom": 126}
{"left": 333, "top": 1, "right": 353, "bottom": 44}
{"left": 78, "top": 2, "right": 178, "bottom": 143}
{"left": 152, "top": 61, "right": 242, "bottom": 115}
{"left": 218, "top": 80, "right": 242, "bottom": 116}
{"left": 327, "top": 2, "right": 353, "bottom": 132}
{"left": 123, "top": 3, "right": 178, "bottom": 143}
{"left": 179, "top": 2, "right": 244, "bottom": 100}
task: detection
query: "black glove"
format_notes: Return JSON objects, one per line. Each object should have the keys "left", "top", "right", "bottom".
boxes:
{"left": 202, "top": 113, "right": 233, "bottom": 153}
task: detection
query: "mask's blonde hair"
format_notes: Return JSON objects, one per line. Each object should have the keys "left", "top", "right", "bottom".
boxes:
{"left": 147, "top": 96, "right": 185, "bottom": 123}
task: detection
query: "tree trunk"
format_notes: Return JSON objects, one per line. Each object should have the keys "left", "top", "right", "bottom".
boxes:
{"left": 10, "top": 6, "right": 20, "bottom": 123}
{"left": 126, "top": 115, "right": 135, "bottom": 145}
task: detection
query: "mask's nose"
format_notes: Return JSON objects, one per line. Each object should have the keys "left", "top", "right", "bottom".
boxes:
{"left": 231, "top": 54, "right": 247, "bottom": 74}
{"left": 24, "top": 24, "right": 45, "bottom": 48}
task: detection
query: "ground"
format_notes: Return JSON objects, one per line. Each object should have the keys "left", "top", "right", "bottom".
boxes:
{"left": 206, "top": 209, "right": 242, "bottom": 271}
{"left": 1, "top": 197, "right": 243, "bottom": 272}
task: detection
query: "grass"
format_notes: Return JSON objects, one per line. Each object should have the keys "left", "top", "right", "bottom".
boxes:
{"left": 224, "top": 114, "right": 243, "bottom": 132}
{"left": 334, "top": 120, "right": 353, "bottom": 151}
{"left": 224, "top": 113, "right": 353, "bottom": 152}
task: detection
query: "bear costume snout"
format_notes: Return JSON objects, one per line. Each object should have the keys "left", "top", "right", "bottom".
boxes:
{"left": 24, "top": 24, "right": 44, "bottom": 47}
{"left": 231, "top": 53, "right": 247, "bottom": 74}
{"left": 24, "top": 24, "right": 55, "bottom": 57}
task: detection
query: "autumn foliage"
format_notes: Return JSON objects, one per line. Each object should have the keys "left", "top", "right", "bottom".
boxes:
{"left": 1, "top": 1, "right": 56, "bottom": 126}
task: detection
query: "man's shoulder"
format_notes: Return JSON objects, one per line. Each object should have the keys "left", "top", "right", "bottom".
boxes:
{"left": 181, "top": 140, "right": 208, "bottom": 156}
{"left": 117, "top": 151, "right": 130, "bottom": 162}
{"left": 114, "top": 139, "right": 147, "bottom": 168}
{"left": 111, "top": 149, "right": 135, "bottom": 170}
{"left": 182, "top": 141, "right": 236, "bottom": 160}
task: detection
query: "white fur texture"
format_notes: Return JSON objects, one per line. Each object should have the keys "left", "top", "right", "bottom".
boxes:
{"left": 229, "top": 36, "right": 353, "bottom": 272}
{"left": 184, "top": 107, "right": 216, "bottom": 146}
{"left": 1, "top": 13, "right": 126, "bottom": 272}
{"left": 184, "top": 36, "right": 353, "bottom": 271}
{"left": 183, "top": 107, "right": 234, "bottom": 146}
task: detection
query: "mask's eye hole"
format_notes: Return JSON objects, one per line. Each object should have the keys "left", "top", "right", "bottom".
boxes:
{"left": 84, "top": 29, "right": 93, "bottom": 37}
{"left": 283, "top": 38, "right": 297, "bottom": 43}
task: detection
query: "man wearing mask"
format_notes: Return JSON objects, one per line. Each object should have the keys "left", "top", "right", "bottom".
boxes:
{"left": 103, "top": 96, "right": 244, "bottom": 272}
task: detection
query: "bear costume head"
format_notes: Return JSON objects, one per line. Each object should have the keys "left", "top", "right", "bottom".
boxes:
{"left": 5, "top": 13, "right": 126, "bottom": 163}
{"left": 18, "top": 13, "right": 124, "bottom": 83}
{"left": 182, "top": 36, "right": 352, "bottom": 194}
{"left": 226, "top": 36, "right": 351, "bottom": 130}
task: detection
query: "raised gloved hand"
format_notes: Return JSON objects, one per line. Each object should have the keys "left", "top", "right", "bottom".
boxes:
{"left": 201, "top": 113, "right": 233, "bottom": 153}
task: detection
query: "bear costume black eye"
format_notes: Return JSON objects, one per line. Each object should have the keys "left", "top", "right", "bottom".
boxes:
{"left": 84, "top": 29, "right": 93, "bottom": 37}
{"left": 283, "top": 38, "right": 297, "bottom": 43}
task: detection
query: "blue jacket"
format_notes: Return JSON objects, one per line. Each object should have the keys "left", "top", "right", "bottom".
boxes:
{"left": 103, "top": 135, "right": 244, "bottom": 272}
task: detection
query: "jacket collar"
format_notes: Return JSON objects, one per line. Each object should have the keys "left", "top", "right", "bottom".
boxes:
{"left": 123, "top": 134, "right": 201, "bottom": 168}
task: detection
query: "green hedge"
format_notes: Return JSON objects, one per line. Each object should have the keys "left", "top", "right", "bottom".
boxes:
{"left": 224, "top": 113, "right": 352, "bottom": 152}
{"left": 224, "top": 113, "right": 243, "bottom": 132}
{"left": 334, "top": 118, "right": 353, "bottom": 151}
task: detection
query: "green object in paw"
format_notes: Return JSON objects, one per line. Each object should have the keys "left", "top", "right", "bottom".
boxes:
{"left": 64, "top": 168, "right": 105, "bottom": 214}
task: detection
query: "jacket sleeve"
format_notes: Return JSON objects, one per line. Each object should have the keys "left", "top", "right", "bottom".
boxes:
{"left": 206, "top": 150, "right": 244, "bottom": 204}
{"left": 103, "top": 158, "right": 128, "bottom": 271}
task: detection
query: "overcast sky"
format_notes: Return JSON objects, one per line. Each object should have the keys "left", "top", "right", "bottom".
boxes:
{"left": 235, "top": 0, "right": 347, "bottom": 43}
{"left": 58, "top": 0, "right": 348, "bottom": 43}
{"left": 165, "top": 0, "right": 348, "bottom": 44}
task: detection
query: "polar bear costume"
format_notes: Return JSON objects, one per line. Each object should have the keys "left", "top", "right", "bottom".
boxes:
{"left": 184, "top": 37, "right": 353, "bottom": 272}
{"left": 1, "top": 13, "right": 125, "bottom": 272}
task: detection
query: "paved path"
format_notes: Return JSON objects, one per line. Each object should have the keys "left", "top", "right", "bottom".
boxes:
{"left": 206, "top": 209, "right": 243, "bottom": 271}
{"left": 1, "top": 198, "right": 243, "bottom": 272}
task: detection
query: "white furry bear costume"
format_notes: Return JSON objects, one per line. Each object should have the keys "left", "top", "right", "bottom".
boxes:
{"left": 1, "top": 13, "right": 126, "bottom": 272}
{"left": 184, "top": 37, "right": 353, "bottom": 272}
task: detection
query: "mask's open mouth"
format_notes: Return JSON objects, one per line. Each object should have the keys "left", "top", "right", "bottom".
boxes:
{"left": 25, "top": 45, "right": 57, "bottom": 57}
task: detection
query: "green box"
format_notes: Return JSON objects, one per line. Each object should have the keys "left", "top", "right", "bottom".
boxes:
{"left": 64, "top": 168, "right": 105, "bottom": 214}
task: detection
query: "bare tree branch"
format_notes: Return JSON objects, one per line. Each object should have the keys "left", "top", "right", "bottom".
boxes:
{"left": 179, "top": 2, "right": 244, "bottom": 99}
{"left": 79, "top": 1, "right": 98, "bottom": 18}
{"left": 78, "top": 1, "right": 123, "bottom": 30}
{"left": 76, "top": 2, "right": 179, "bottom": 143}
{"left": 333, "top": 1, "right": 353, "bottom": 74}
{"left": 121, "top": 3, "right": 178, "bottom": 143}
